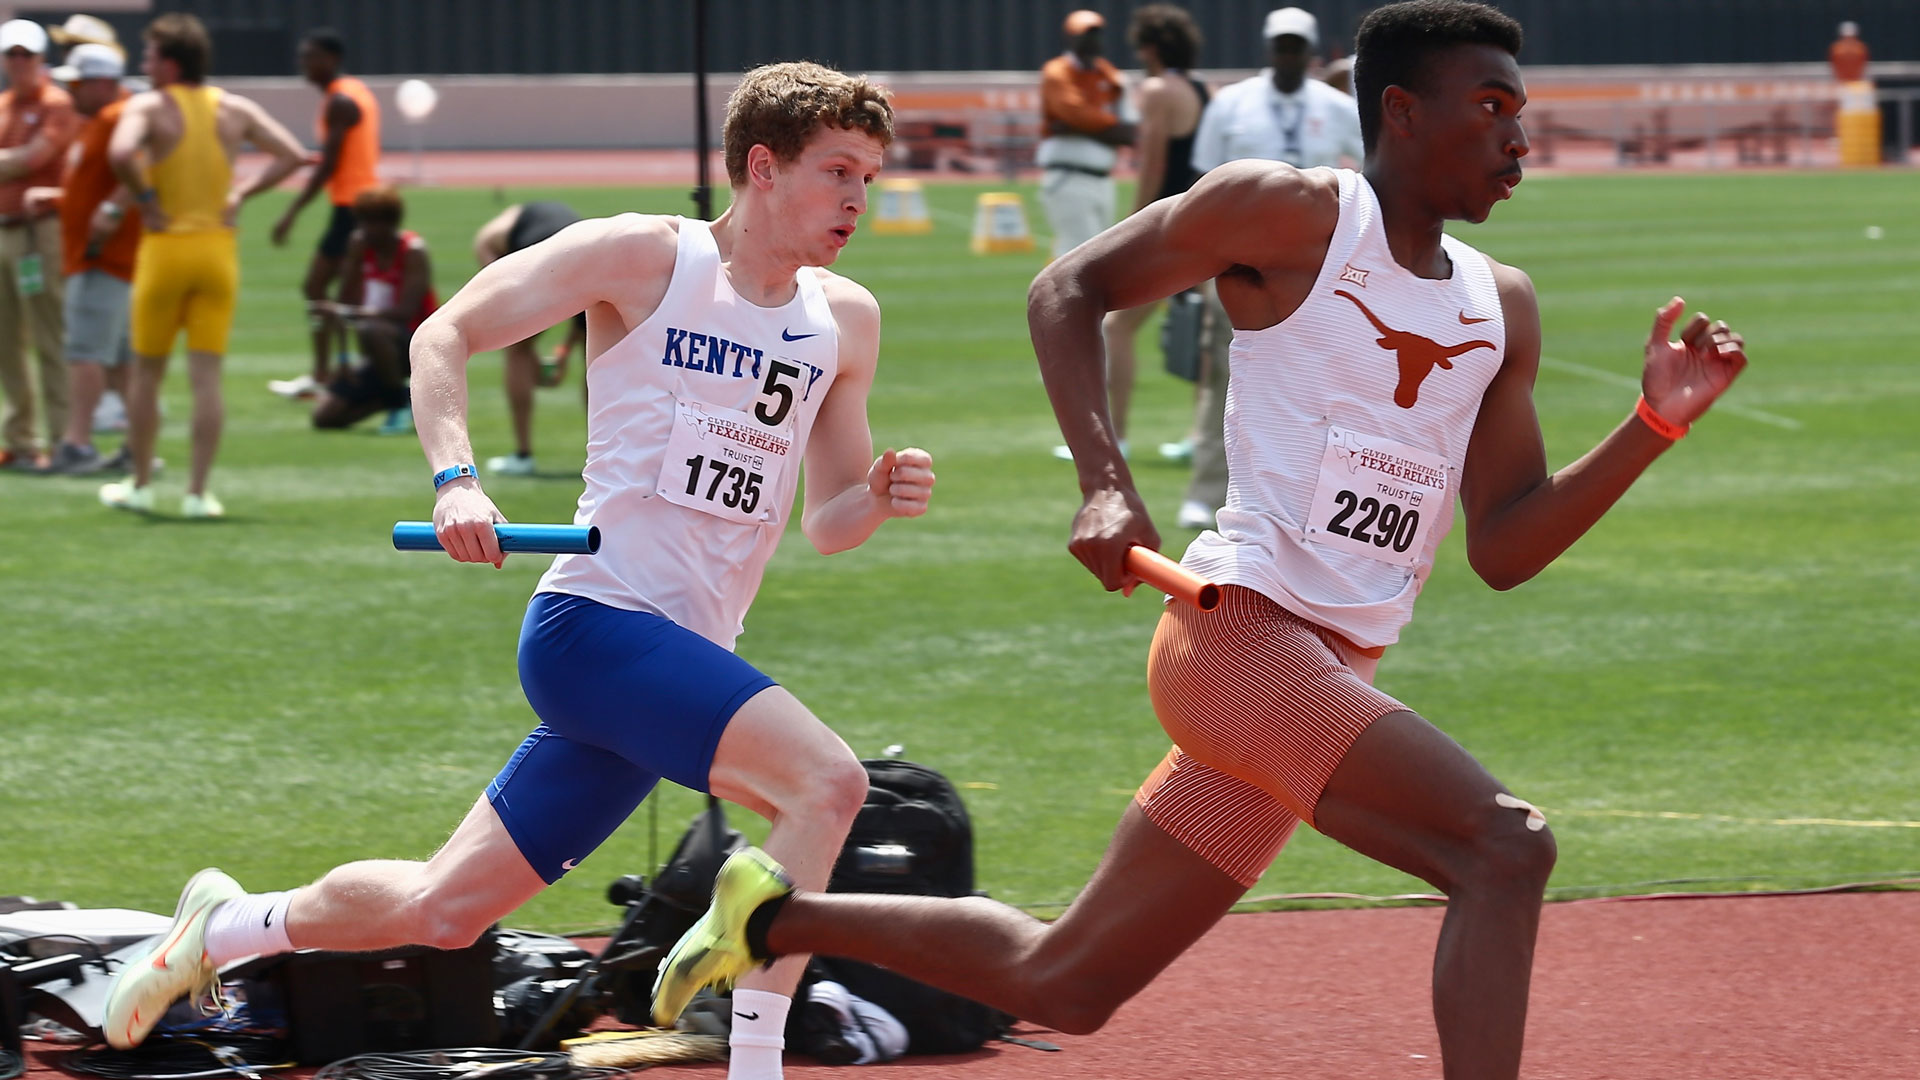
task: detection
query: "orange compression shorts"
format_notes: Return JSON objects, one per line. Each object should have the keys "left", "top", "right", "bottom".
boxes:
{"left": 1136, "top": 585, "right": 1409, "bottom": 887}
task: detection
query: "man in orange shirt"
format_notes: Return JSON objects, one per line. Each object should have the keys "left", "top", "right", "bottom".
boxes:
{"left": 1037, "top": 10, "right": 1134, "bottom": 262}
{"left": 268, "top": 27, "right": 381, "bottom": 400}
{"left": 23, "top": 42, "right": 142, "bottom": 474}
{"left": 0, "top": 19, "right": 81, "bottom": 470}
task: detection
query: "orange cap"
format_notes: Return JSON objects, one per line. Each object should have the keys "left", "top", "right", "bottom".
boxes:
{"left": 1064, "top": 9, "right": 1105, "bottom": 36}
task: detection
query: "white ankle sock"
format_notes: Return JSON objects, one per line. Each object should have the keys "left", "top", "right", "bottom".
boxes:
{"left": 202, "top": 890, "right": 296, "bottom": 967}
{"left": 726, "top": 988, "right": 790, "bottom": 1080}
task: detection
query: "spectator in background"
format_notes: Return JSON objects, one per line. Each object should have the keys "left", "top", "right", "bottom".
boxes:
{"left": 1064, "top": 6, "right": 1208, "bottom": 466}
{"left": 268, "top": 28, "right": 382, "bottom": 401}
{"left": 49, "top": 13, "right": 138, "bottom": 437}
{"left": 1829, "top": 21, "right": 1868, "bottom": 83}
{"left": 309, "top": 186, "right": 436, "bottom": 431}
{"left": 1037, "top": 10, "right": 1133, "bottom": 265}
{"left": 98, "top": 12, "right": 310, "bottom": 518}
{"left": 1191, "top": 8, "right": 1363, "bottom": 173}
{"left": 22, "top": 42, "right": 141, "bottom": 474}
{"left": 470, "top": 201, "right": 586, "bottom": 476}
{"left": 0, "top": 19, "right": 81, "bottom": 471}
{"left": 48, "top": 14, "right": 122, "bottom": 56}
{"left": 1174, "top": 6, "right": 1363, "bottom": 530}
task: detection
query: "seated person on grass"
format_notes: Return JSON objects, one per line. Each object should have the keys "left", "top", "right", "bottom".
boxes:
{"left": 310, "top": 185, "right": 436, "bottom": 429}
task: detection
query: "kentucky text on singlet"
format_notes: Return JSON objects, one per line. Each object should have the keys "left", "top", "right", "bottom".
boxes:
{"left": 537, "top": 218, "right": 840, "bottom": 649}
{"left": 1180, "top": 169, "right": 1506, "bottom": 649}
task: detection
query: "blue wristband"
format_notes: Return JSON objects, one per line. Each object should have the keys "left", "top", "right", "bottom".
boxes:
{"left": 432, "top": 464, "right": 477, "bottom": 490}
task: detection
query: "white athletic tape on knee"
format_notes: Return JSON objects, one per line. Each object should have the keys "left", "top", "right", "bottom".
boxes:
{"left": 1495, "top": 792, "right": 1547, "bottom": 831}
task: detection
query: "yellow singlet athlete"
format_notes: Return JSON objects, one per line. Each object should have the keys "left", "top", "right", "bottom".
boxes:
{"left": 98, "top": 12, "right": 306, "bottom": 516}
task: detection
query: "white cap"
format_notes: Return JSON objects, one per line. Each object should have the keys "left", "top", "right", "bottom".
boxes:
{"left": 0, "top": 19, "right": 49, "bottom": 55}
{"left": 51, "top": 42, "right": 124, "bottom": 83}
{"left": 1263, "top": 7, "right": 1319, "bottom": 48}
{"left": 1838, "top": 21, "right": 1859, "bottom": 37}
{"left": 48, "top": 14, "right": 118, "bottom": 48}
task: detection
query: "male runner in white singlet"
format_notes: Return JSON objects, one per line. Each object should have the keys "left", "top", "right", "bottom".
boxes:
{"left": 103, "top": 62, "right": 932, "bottom": 1080}
{"left": 653, "top": 5, "right": 1748, "bottom": 1078}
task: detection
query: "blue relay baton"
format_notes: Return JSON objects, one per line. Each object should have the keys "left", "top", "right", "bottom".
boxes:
{"left": 391, "top": 521, "right": 600, "bottom": 555}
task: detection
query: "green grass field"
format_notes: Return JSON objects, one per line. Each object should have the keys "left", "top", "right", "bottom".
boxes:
{"left": 4, "top": 170, "right": 1916, "bottom": 933}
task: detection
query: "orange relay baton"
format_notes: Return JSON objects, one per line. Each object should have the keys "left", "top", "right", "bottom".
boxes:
{"left": 1126, "top": 546, "right": 1221, "bottom": 611}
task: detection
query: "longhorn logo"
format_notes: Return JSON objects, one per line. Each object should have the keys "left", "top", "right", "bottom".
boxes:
{"left": 1334, "top": 290, "right": 1495, "bottom": 409}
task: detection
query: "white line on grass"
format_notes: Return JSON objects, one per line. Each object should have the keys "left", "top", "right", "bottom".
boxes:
{"left": 927, "top": 205, "right": 1054, "bottom": 248}
{"left": 1541, "top": 355, "right": 1803, "bottom": 430}
{"left": 1543, "top": 806, "right": 1920, "bottom": 829}
{"left": 928, "top": 206, "right": 976, "bottom": 229}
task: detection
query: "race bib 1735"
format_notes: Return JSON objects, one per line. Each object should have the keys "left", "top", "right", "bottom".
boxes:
{"left": 656, "top": 398, "right": 792, "bottom": 525}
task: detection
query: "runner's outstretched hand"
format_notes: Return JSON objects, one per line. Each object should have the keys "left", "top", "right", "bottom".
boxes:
{"left": 1642, "top": 297, "right": 1748, "bottom": 426}
{"left": 1070, "top": 486, "right": 1160, "bottom": 597}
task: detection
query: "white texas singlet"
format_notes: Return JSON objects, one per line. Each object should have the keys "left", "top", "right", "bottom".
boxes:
{"left": 537, "top": 218, "right": 839, "bottom": 650}
{"left": 1181, "top": 169, "right": 1507, "bottom": 649}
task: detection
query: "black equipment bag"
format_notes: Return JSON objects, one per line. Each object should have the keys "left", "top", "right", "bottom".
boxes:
{"left": 599, "top": 763, "right": 1010, "bottom": 1054}
{"left": 1160, "top": 288, "right": 1206, "bottom": 382}
{"left": 797, "top": 758, "right": 1011, "bottom": 1056}
{"left": 828, "top": 758, "right": 975, "bottom": 898}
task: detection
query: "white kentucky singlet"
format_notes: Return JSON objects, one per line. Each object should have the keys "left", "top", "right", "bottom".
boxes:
{"left": 1181, "top": 169, "right": 1506, "bottom": 649}
{"left": 537, "top": 217, "right": 839, "bottom": 650}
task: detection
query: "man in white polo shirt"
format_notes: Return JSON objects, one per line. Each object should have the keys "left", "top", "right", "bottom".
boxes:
{"left": 1172, "top": 7, "right": 1363, "bottom": 530}
{"left": 1191, "top": 8, "right": 1362, "bottom": 173}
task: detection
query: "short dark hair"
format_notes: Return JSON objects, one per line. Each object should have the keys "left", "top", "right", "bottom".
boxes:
{"left": 352, "top": 185, "right": 404, "bottom": 226}
{"left": 1353, "top": 0, "right": 1523, "bottom": 153}
{"left": 1129, "top": 4, "right": 1203, "bottom": 71}
{"left": 144, "top": 13, "right": 211, "bottom": 83}
{"left": 302, "top": 28, "right": 345, "bottom": 58}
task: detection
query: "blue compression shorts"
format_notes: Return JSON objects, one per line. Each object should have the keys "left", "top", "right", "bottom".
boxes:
{"left": 489, "top": 591, "right": 777, "bottom": 883}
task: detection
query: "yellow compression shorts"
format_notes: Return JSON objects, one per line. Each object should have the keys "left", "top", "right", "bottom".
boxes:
{"left": 130, "top": 229, "right": 239, "bottom": 358}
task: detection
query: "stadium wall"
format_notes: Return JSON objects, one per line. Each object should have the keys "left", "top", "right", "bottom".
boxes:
{"left": 212, "top": 63, "right": 1918, "bottom": 157}
{"left": 18, "top": 0, "right": 1919, "bottom": 77}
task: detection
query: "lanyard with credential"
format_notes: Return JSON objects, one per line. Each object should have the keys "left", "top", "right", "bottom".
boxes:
{"left": 1269, "top": 90, "right": 1305, "bottom": 162}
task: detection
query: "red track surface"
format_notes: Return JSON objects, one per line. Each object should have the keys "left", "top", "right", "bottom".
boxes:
{"left": 21, "top": 890, "right": 1918, "bottom": 1079}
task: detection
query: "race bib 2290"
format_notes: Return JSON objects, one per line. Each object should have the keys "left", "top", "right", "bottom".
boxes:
{"left": 1302, "top": 425, "right": 1448, "bottom": 568}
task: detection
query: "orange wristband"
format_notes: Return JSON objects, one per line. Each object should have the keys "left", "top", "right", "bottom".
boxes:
{"left": 1635, "top": 395, "right": 1689, "bottom": 441}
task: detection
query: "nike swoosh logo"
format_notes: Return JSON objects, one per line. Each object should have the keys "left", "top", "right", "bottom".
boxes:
{"left": 781, "top": 329, "right": 818, "bottom": 341}
{"left": 735, "top": 1011, "right": 760, "bottom": 1021}
{"left": 263, "top": 910, "right": 273, "bottom": 928}
{"left": 561, "top": 858, "right": 581, "bottom": 870}
{"left": 1459, "top": 311, "right": 1492, "bottom": 325}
